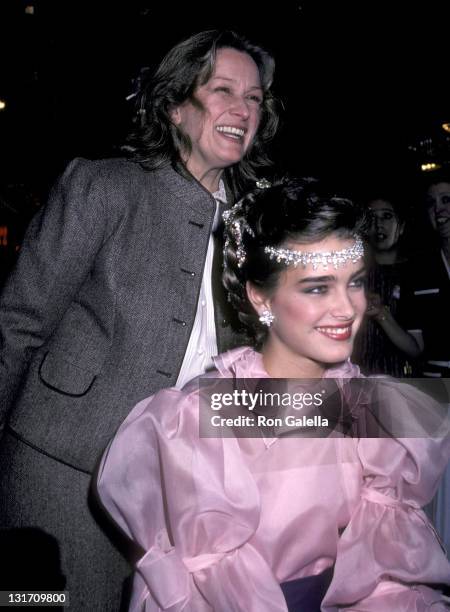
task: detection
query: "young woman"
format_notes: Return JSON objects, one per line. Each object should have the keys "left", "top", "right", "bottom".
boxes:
{"left": 97, "top": 179, "right": 450, "bottom": 611}
{"left": 353, "top": 192, "right": 422, "bottom": 377}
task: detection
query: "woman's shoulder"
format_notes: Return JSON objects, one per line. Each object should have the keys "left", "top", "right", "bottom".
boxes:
{"left": 61, "top": 155, "right": 141, "bottom": 177}
{"left": 53, "top": 158, "right": 179, "bottom": 227}
{"left": 58, "top": 156, "right": 165, "bottom": 193}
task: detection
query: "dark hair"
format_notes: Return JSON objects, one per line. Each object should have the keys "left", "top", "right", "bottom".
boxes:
{"left": 364, "top": 191, "right": 407, "bottom": 222}
{"left": 223, "top": 178, "right": 367, "bottom": 347}
{"left": 124, "top": 30, "right": 279, "bottom": 197}
{"left": 421, "top": 167, "right": 450, "bottom": 197}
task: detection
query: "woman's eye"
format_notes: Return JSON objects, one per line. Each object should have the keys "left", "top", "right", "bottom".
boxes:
{"left": 215, "top": 86, "right": 231, "bottom": 94}
{"left": 247, "top": 94, "right": 263, "bottom": 105}
{"left": 349, "top": 277, "right": 366, "bottom": 289}
{"left": 303, "top": 285, "right": 328, "bottom": 295}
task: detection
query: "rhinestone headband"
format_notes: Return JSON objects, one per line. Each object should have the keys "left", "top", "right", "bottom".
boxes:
{"left": 264, "top": 236, "right": 364, "bottom": 270}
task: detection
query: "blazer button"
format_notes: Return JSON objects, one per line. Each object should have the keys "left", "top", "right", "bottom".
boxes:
{"left": 188, "top": 220, "right": 204, "bottom": 229}
{"left": 180, "top": 267, "right": 196, "bottom": 277}
{"left": 172, "top": 317, "right": 187, "bottom": 327}
{"left": 156, "top": 369, "right": 172, "bottom": 378}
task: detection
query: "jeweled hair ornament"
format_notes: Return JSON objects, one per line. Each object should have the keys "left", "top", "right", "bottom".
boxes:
{"left": 223, "top": 202, "right": 255, "bottom": 268}
{"left": 222, "top": 178, "right": 272, "bottom": 268}
{"left": 255, "top": 178, "right": 272, "bottom": 189}
{"left": 264, "top": 236, "right": 364, "bottom": 270}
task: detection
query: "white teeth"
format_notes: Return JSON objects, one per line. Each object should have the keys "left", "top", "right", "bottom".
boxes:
{"left": 216, "top": 126, "right": 245, "bottom": 138}
{"left": 316, "top": 327, "right": 350, "bottom": 335}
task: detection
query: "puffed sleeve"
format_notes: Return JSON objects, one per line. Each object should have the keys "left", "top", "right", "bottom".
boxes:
{"left": 97, "top": 387, "right": 288, "bottom": 612}
{"left": 322, "top": 381, "right": 450, "bottom": 611}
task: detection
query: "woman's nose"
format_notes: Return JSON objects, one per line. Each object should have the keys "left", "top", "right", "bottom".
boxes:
{"left": 330, "top": 290, "right": 355, "bottom": 320}
{"left": 230, "top": 95, "right": 250, "bottom": 119}
{"left": 373, "top": 216, "right": 383, "bottom": 230}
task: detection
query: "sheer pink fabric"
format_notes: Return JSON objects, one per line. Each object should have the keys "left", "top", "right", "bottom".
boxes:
{"left": 97, "top": 347, "right": 450, "bottom": 611}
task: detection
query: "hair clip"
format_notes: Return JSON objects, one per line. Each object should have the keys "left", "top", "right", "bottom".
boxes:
{"left": 223, "top": 202, "right": 255, "bottom": 268}
{"left": 256, "top": 178, "right": 271, "bottom": 189}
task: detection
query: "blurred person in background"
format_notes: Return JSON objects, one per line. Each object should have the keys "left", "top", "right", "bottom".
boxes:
{"left": 352, "top": 189, "right": 422, "bottom": 377}
{"left": 406, "top": 168, "right": 450, "bottom": 555}
{"left": 410, "top": 169, "right": 450, "bottom": 379}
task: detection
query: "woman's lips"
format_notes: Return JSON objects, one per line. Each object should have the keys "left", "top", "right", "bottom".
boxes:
{"left": 315, "top": 325, "right": 352, "bottom": 341}
{"left": 436, "top": 217, "right": 450, "bottom": 237}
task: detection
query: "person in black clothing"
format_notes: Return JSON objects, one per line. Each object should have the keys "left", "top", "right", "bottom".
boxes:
{"left": 407, "top": 168, "right": 450, "bottom": 555}
{"left": 353, "top": 191, "right": 422, "bottom": 377}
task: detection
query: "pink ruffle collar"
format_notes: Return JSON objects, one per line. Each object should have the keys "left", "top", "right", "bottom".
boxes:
{"left": 213, "top": 346, "right": 361, "bottom": 380}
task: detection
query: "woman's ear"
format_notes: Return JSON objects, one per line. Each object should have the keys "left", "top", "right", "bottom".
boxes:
{"left": 169, "top": 105, "right": 182, "bottom": 126}
{"left": 246, "top": 281, "right": 271, "bottom": 317}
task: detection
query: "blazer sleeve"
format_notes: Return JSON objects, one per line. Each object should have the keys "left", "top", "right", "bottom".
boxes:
{"left": 0, "top": 158, "right": 110, "bottom": 425}
{"left": 97, "top": 388, "right": 288, "bottom": 612}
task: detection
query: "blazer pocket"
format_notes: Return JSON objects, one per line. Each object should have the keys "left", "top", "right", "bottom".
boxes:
{"left": 39, "top": 350, "right": 99, "bottom": 397}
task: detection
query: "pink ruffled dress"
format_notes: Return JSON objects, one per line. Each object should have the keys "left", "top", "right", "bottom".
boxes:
{"left": 97, "top": 347, "right": 450, "bottom": 611}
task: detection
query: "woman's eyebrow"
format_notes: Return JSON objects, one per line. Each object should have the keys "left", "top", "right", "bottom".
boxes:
{"left": 350, "top": 266, "right": 366, "bottom": 278}
{"left": 299, "top": 275, "right": 335, "bottom": 284}
{"left": 298, "top": 266, "right": 366, "bottom": 284}
{"left": 211, "top": 76, "right": 263, "bottom": 91}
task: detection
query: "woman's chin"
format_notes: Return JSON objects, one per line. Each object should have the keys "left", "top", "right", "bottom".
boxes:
{"left": 317, "top": 345, "right": 353, "bottom": 366}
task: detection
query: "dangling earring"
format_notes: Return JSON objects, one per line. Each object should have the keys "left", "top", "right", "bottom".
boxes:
{"left": 259, "top": 309, "right": 274, "bottom": 327}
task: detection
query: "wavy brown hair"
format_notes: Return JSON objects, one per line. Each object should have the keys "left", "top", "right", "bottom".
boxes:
{"left": 124, "top": 30, "right": 279, "bottom": 197}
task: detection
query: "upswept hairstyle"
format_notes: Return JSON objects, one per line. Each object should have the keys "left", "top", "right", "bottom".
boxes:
{"left": 223, "top": 178, "right": 367, "bottom": 347}
{"left": 124, "top": 30, "right": 279, "bottom": 196}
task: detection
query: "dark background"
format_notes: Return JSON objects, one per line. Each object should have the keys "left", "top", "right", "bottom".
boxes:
{"left": 0, "top": 1, "right": 449, "bottom": 227}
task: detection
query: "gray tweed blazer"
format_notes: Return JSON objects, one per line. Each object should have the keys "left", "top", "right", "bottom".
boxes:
{"left": 0, "top": 158, "right": 240, "bottom": 473}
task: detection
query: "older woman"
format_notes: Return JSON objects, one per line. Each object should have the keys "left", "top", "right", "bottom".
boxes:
{"left": 98, "top": 179, "right": 450, "bottom": 611}
{"left": 0, "top": 30, "right": 279, "bottom": 610}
